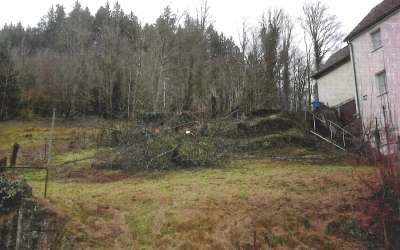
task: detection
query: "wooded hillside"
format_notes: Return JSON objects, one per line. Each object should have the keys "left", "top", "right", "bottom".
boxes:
{"left": 0, "top": 1, "right": 341, "bottom": 120}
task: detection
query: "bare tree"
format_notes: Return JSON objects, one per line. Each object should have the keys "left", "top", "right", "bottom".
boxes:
{"left": 238, "top": 20, "right": 249, "bottom": 110}
{"left": 291, "top": 48, "right": 310, "bottom": 111}
{"left": 197, "top": 0, "right": 211, "bottom": 32}
{"left": 301, "top": 1, "right": 343, "bottom": 71}
{"left": 304, "top": 33, "right": 313, "bottom": 108}
{"left": 279, "top": 13, "right": 293, "bottom": 111}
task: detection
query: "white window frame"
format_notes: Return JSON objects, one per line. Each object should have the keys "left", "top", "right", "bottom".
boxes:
{"left": 370, "top": 29, "right": 383, "bottom": 51}
{"left": 375, "top": 70, "right": 388, "bottom": 96}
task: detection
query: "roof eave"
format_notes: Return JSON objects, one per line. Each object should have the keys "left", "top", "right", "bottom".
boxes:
{"left": 345, "top": 6, "right": 400, "bottom": 42}
{"left": 312, "top": 56, "right": 351, "bottom": 80}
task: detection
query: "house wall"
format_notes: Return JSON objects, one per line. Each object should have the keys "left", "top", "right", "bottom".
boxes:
{"left": 351, "top": 9, "right": 400, "bottom": 137}
{"left": 317, "top": 61, "right": 355, "bottom": 107}
{"left": 338, "top": 99, "right": 357, "bottom": 125}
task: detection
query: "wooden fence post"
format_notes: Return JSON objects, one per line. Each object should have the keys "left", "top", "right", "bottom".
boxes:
{"left": 47, "top": 108, "right": 56, "bottom": 165}
{"left": 10, "top": 143, "right": 20, "bottom": 167}
{"left": 44, "top": 139, "right": 48, "bottom": 161}
{"left": 44, "top": 168, "right": 49, "bottom": 198}
{"left": 0, "top": 157, "right": 7, "bottom": 172}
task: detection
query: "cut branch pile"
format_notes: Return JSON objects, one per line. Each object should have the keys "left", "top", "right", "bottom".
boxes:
{"left": 94, "top": 116, "right": 222, "bottom": 171}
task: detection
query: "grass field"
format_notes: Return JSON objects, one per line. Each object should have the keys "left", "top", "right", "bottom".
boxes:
{"left": 0, "top": 121, "right": 378, "bottom": 249}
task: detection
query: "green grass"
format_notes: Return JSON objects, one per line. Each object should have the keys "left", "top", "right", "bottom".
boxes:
{"left": 0, "top": 121, "right": 50, "bottom": 152}
{"left": 0, "top": 121, "right": 377, "bottom": 249}
{"left": 53, "top": 148, "right": 98, "bottom": 166}
{"left": 25, "top": 161, "right": 375, "bottom": 249}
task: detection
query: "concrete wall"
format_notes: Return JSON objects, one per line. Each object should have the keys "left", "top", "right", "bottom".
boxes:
{"left": 317, "top": 61, "right": 355, "bottom": 107}
{"left": 351, "top": 9, "right": 400, "bottom": 137}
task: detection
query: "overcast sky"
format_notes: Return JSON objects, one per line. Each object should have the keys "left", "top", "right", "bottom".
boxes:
{"left": 0, "top": 0, "right": 382, "bottom": 41}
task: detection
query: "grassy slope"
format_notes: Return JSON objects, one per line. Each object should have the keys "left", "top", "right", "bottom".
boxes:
{"left": 0, "top": 120, "right": 99, "bottom": 165}
{"left": 29, "top": 162, "right": 374, "bottom": 250}
{"left": 0, "top": 121, "right": 376, "bottom": 250}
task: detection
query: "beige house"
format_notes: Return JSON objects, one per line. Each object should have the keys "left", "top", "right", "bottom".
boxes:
{"left": 312, "top": 46, "right": 356, "bottom": 123}
{"left": 312, "top": 0, "right": 400, "bottom": 151}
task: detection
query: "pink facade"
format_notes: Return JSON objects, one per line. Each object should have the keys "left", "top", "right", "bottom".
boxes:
{"left": 350, "top": 9, "right": 400, "bottom": 139}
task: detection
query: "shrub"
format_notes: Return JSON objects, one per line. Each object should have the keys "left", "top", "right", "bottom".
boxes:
{"left": 0, "top": 175, "right": 32, "bottom": 214}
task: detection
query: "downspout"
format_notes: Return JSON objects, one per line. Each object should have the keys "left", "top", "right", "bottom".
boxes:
{"left": 348, "top": 41, "right": 361, "bottom": 117}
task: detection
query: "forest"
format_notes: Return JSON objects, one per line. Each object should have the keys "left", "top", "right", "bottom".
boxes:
{"left": 0, "top": 1, "right": 342, "bottom": 120}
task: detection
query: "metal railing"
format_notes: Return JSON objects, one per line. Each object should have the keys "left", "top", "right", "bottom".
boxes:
{"left": 305, "top": 111, "right": 353, "bottom": 151}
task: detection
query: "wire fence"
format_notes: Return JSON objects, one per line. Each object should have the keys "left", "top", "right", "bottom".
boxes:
{"left": 1, "top": 166, "right": 49, "bottom": 197}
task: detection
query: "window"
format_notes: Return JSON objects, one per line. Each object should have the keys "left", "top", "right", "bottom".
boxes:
{"left": 371, "top": 29, "right": 382, "bottom": 51}
{"left": 376, "top": 71, "right": 388, "bottom": 96}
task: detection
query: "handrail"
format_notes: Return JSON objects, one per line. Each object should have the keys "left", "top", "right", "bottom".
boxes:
{"left": 305, "top": 111, "right": 354, "bottom": 151}
{"left": 306, "top": 111, "right": 352, "bottom": 136}
{"left": 328, "top": 120, "right": 353, "bottom": 136}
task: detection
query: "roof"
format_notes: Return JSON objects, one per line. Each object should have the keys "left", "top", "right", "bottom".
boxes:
{"left": 312, "top": 46, "right": 351, "bottom": 79}
{"left": 345, "top": 0, "right": 400, "bottom": 41}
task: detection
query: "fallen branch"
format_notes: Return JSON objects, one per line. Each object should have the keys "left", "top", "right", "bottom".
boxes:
{"left": 209, "top": 110, "right": 240, "bottom": 139}
{"left": 146, "top": 144, "right": 180, "bottom": 169}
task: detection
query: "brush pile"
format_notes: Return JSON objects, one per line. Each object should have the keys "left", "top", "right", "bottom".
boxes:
{"left": 94, "top": 113, "right": 221, "bottom": 170}
{"left": 93, "top": 111, "right": 320, "bottom": 171}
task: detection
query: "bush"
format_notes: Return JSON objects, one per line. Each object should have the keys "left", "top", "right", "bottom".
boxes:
{"left": 136, "top": 112, "right": 169, "bottom": 125}
{"left": 0, "top": 176, "right": 32, "bottom": 214}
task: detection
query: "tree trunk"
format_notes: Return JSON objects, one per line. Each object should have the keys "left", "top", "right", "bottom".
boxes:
{"left": 183, "top": 56, "right": 195, "bottom": 111}
{"left": 0, "top": 74, "right": 9, "bottom": 120}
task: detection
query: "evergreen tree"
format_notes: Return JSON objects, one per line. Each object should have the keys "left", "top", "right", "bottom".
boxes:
{"left": 0, "top": 46, "right": 19, "bottom": 120}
